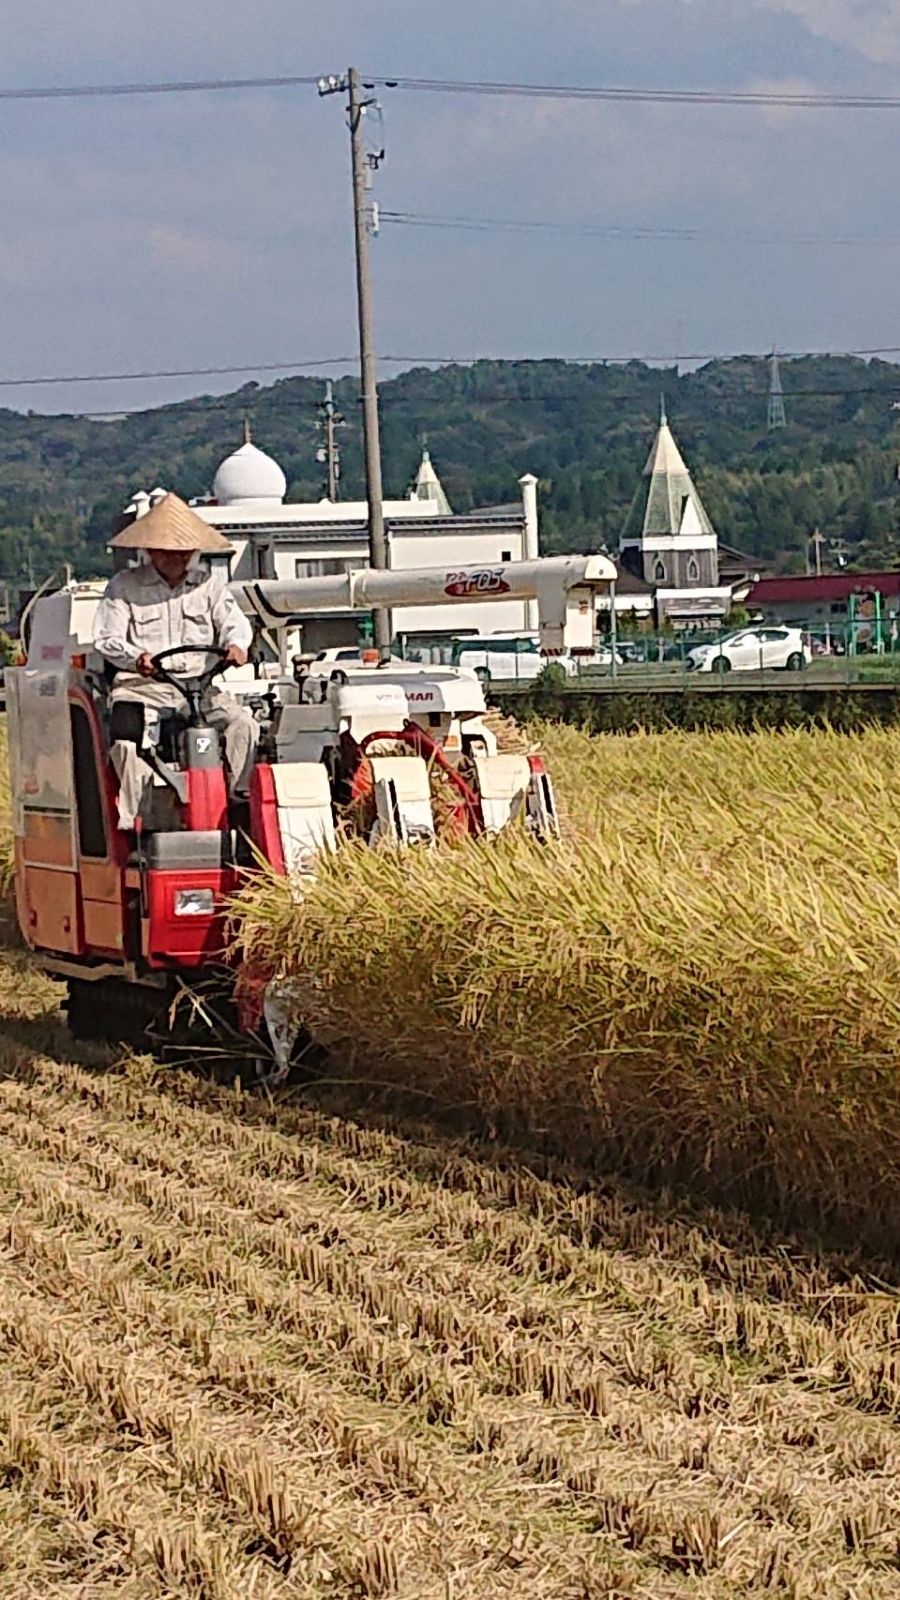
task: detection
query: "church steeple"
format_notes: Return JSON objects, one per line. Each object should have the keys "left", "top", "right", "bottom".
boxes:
{"left": 623, "top": 407, "right": 716, "bottom": 542}
{"left": 410, "top": 443, "right": 452, "bottom": 514}
{"left": 619, "top": 405, "right": 720, "bottom": 606}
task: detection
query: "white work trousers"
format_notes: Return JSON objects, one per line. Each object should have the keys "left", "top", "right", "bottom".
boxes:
{"left": 108, "top": 678, "right": 257, "bottom": 829}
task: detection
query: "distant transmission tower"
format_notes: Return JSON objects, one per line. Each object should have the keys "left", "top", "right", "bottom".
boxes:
{"left": 768, "top": 349, "right": 787, "bottom": 430}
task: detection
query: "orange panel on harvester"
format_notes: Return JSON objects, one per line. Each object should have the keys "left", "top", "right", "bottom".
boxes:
{"left": 23, "top": 810, "right": 74, "bottom": 869}
{"left": 22, "top": 867, "right": 83, "bottom": 955}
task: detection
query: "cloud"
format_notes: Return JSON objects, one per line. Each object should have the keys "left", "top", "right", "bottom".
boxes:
{"left": 145, "top": 225, "right": 226, "bottom": 274}
{"left": 753, "top": 0, "right": 900, "bottom": 67}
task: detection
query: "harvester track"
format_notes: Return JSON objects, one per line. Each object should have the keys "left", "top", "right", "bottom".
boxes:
{"left": 0, "top": 927, "right": 899, "bottom": 1598}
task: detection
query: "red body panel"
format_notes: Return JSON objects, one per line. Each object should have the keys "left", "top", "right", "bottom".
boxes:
{"left": 249, "top": 763, "right": 285, "bottom": 873}
{"left": 184, "top": 766, "right": 228, "bottom": 833}
{"left": 144, "top": 868, "right": 236, "bottom": 967}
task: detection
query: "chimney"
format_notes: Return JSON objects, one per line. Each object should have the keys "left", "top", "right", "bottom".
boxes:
{"left": 519, "top": 473, "right": 539, "bottom": 630}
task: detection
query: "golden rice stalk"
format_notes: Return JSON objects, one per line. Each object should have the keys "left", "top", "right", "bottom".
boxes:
{"left": 231, "top": 724, "right": 900, "bottom": 1256}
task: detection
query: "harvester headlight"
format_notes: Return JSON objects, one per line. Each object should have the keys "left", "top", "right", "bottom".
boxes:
{"left": 174, "top": 888, "right": 215, "bottom": 917}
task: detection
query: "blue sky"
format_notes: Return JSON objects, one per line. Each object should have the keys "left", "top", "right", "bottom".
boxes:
{"left": 2, "top": 0, "right": 900, "bottom": 417}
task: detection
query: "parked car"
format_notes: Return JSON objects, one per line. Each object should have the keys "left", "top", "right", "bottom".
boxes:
{"left": 686, "top": 626, "right": 811, "bottom": 674}
{"left": 306, "top": 647, "right": 404, "bottom": 677}
{"left": 450, "top": 634, "right": 580, "bottom": 682}
{"left": 616, "top": 640, "right": 648, "bottom": 664}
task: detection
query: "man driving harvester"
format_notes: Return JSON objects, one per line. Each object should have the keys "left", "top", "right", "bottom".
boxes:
{"left": 93, "top": 492, "right": 257, "bottom": 830}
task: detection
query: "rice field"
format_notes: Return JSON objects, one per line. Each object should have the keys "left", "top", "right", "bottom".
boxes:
{"left": 3, "top": 721, "right": 900, "bottom": 1595}
{"left": 235, "top": 722, "right": 900, "bottom": 1256}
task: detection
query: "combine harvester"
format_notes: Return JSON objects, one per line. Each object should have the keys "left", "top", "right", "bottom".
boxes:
{"left": 5, "top": 553, "right": 614, "bottom": 1064}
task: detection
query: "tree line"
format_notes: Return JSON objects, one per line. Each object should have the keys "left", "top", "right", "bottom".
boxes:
{"left": 1, "top": 353, "right": 900, "bottom": 601}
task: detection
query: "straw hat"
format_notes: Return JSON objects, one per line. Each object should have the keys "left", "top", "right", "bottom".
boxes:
{"left": 110, "top": 492, "right": 233, "bottom": 552}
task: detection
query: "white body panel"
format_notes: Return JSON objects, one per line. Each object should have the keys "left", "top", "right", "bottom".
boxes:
{"left": 271, "top": 764, "right": 336, "bottom": 872}
{"left": 369, "top": 756, "right": 436, "bottom": 844}
{"left": 473, "top": 753, "right": 531, "bottom": 833}
{"left": 6, "top": 665, "right": 77, "bottom": 842}
{"left": 243, "top": 554, "right": 615, "bottom": 657}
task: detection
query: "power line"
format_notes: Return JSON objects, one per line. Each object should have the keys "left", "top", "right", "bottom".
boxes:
{"left": 23, "top": 381, "right": 900, "bottom": 423}
{"left": 380, "top": 209, "right": 900, "bottom": 249}
{"left": 0, "top": 73, "right": 322, "bottom": 103}
{"left": 1, "top": 70, "right": 900, "bottom": 114}
{"left": 373, "top": 74, "right": 900, "bottom": 112}
{"left": 0, "top": 356, "right": 358, "bottom": 389}
{"left": 382, "top": 345, "right": 900, "bottom": 364}
{"left": 5, "top": 347, "right": 900, "bottom": 399}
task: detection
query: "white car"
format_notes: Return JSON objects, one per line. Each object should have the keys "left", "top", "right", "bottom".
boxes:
{"left": 450, "top": 634, "right": 580, "bottom": 682}
{"left": 306, "top": 647, "right": 404, "bottom": 677}
{"left": 687, "top": 626, "right": 811, "bottom": 674}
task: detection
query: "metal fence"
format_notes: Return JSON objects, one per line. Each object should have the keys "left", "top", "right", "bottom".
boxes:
{"left": 452, "top": 622, "right": 900, "bottom": 691}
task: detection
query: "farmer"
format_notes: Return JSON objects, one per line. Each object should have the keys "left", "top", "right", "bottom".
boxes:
{"left": 93, "top": 492, "right": 257, "bottom": 829}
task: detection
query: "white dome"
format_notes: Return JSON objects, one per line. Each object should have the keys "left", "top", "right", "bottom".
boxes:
{"left": 212, "top": 440, "right": 287, "bottom": 506}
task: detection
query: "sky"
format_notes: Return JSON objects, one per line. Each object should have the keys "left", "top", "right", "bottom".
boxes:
{"left": 2, "top": 0, "right": 900, "bottom": 422}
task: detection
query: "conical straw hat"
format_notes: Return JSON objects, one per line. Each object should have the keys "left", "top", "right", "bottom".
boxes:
{"left": 110, "top": 492, "right": 233, "bottom": 552}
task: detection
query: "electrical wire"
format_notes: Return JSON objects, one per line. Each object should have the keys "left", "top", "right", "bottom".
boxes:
{"left": 21, "top": 382, "right": 900, "bottom": 423}
{"left": 370, "top": 75, "right": 900, "bottom": 112}
{"left": 0, "top": 356, "right": 359, "bottom": 389}
{"left": 380, "top": 209, "right": 900, "bottom": 249}
{"left": 0, "top": 73, "right": 322, "bottom": 103}
{"left": 7, "top": 345, "right": 900, "bottom": 394}
{"left": 0, "top": 70, "right": 900, "bottom": 114}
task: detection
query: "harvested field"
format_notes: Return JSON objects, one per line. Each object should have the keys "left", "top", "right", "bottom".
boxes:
{"left": 4, "top": 721, "right": 900, "bottom": 1595}
{"left": 2, "top": 932, "right": 900, "bottom": 1598}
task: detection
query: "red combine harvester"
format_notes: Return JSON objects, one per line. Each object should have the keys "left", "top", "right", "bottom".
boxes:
{"left": 5, "top": 554, "right": 615, "bottom": 1064}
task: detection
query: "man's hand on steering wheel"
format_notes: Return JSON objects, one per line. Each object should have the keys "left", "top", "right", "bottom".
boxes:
{"left": 223, "top": 644, "right": 248, "bottom": 669}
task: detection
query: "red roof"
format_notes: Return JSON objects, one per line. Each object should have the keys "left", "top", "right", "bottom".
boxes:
{"left": 748, "top": 571, "right": 900, "bottom": 604}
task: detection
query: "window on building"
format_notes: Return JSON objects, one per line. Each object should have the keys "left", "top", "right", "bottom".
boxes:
{"left": 654, "top": 560, "right": 667, "bottom": 583}
{"left": 295, "top": 557, "right": 368, "bottom": 579}
{"left": 687, "top": 557, "right": 700, "bottom": 583}
{"left": 830, "top": 602, "right": 848, "bottom": 615}
{"left": 501, "top": 550, "right": 512, "bottom": 563}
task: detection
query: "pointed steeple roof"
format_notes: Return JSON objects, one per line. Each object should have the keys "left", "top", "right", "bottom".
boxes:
{"left": 411, "top": 445, "right": 451, "bottom": 514}
{"left": 621, "top": 407, "right": 715, "bottom": 543}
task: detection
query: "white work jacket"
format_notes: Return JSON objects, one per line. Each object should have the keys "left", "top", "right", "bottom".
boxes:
{"left": 93, "top": 560, "right": 252, "bottom": 678}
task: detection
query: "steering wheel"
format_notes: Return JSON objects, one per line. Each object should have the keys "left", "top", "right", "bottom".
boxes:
{"left": 149, "top": 645, "right": 231, "bottom": 726}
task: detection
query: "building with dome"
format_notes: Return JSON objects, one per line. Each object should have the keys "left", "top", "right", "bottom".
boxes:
{"left": 211, "top": 424, "right": 288, "bottom": 508}
{"left": 120, "top": 431, "right": 539, "bottom": 655}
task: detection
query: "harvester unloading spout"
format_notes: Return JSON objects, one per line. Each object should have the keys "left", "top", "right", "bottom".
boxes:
{"left": 5, "top": 551, "right": 616, "bottom": 1061}
{"left": 234, "top": 553, "right": 618, "bottom": 659}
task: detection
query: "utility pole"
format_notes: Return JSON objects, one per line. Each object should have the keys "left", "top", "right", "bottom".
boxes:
{"left": 316, "top": 380, "right": 343, "bottom": 501}
{"left": 319, "top": 68, "right": 391, "bottom": 656}
{"left": 811, "top": 527, "right": 826, "bottom": 576}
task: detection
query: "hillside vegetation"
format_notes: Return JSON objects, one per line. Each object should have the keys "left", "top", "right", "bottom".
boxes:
{"left": 3, "top": 354, "right": 900, "bottom": 590}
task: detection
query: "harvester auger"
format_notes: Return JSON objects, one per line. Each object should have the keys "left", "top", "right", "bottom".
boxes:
{"left": 5, "top": 553, "right": 616, "bottom": 1068}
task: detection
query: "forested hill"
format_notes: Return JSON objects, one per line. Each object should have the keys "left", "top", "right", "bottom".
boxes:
{"left": 3, "top": 353, "right": 900, "bottom": 587}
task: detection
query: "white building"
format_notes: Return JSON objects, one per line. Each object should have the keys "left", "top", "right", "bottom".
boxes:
{"left": 121, "top": 433, "right": 540, "bottom": 655}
